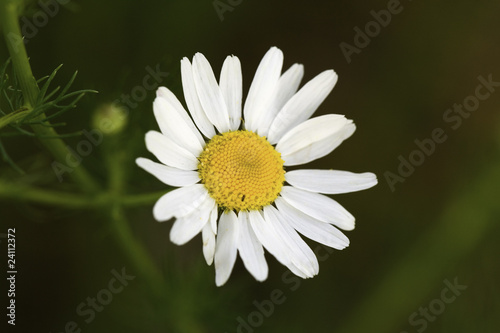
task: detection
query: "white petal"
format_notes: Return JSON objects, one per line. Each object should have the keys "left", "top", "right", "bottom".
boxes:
{"left": 192, "top": 53, "right": 231, "bottom": 133}
{"left": 263, "top": 206, "right": 319, "bottom": 277}
{"left": 144, "top": 131, "right": 198, "bottom": 170}
{"left": 181, "top": 58, "right": 216, "bottom": 138}
{"left": 156, "top": 87, "right": 205, "bottom": 147}
{"left": 268, "top": 70, "right": 338, "bottom": 144}
{"left": 257, "top": 64, "right": 304, "bottom": 137}
{"left": 215, "top": 211, "right": 239, "bottom": 286}
{"left": 243, "top": 47, "right": 283, "bottom": 132}
{"left": 153, "top": 97, "right": 204, "bottom": 155}
{"left": 210, "top": 204, "right": 218, "bottom": 235}
{"left": 284, "top": 122, "right": 356, "bottom": 167}
{"left": 280, "top": 186, "right": 355, "bottom": 231}
{"left": 169, "top": 195, "right": 215, "bottom": 245}
{"left": 136, "top": 157, "right": 200, "bottom": 187}
{"left": 285, "top": 169, "right": 378, "bottom": 194}
{"left": 341, "top": 122, "right": 356, "bottom": 141}
{"left": 276, "top": 114, "right": 352, "bottom": 166}
{"left": 153, "top": 184, "right": 208, "bottom": 222}
{"left": 237, "top": 211, "right": 268, "bottom": 281}
{"left": 275, "top": 197, "right": 349, "bottom": 250}
{"left": 220, "top": 56, "right": 242, "bottom": 131}
{"left": 248, "top": 210, "right": 307, "bottom": 279}
{"left": 202, "top": 221, "right": 216, "bottom": 265}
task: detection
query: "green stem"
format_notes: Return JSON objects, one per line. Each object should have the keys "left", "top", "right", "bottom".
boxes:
{"left": 103, "top": 137, "right": 205, "bottom": 333}
{"left": 109, "top": 204, "right": 205, "bottom": 333}
{"left": 103, "top": 133, "right": 167, "bottom": 295}
{"left": 105, "top": 138, "right": 127, "bottom": 195}
{"left": 0, "top": 0, "right": 38, "bottom": 106}
{"left": 109, "top": 203, "right": 167, "bottom": 296}
{"left": 121, "top": 190, "right": 168, "bottom": 206}
{"left": 0, "top": 181, "right": 107, "bottom": 208}
{"left": 0, "top": 177, "right": 168, "bottom": 208}
{"left": 0, "top": 0, "right": 100, "bottom": 193}
{"left": 0, "top": 109, "right": 29, "bottom": 130}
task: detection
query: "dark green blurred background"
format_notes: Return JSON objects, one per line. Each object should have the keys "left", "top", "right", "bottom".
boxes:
{"left": 1, "top": 0, "right": 499, "bottom": 332}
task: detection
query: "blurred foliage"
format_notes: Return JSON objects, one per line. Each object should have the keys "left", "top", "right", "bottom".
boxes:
{"left": 0, "top": 0, "right": 499, "bottom": 332}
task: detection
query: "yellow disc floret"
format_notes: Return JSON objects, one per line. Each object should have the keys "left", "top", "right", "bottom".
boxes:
{"left": 198, "top": 130, "right": 285, "bottom": 212}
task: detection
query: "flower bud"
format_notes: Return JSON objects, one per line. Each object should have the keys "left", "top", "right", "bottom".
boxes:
{"left": 92, "top": 103, "right": 128, "bottom": 135}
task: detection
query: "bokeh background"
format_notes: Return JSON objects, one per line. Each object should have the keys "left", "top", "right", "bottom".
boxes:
{"left": 1, "top": 0, "right": 499, "bottom": 332}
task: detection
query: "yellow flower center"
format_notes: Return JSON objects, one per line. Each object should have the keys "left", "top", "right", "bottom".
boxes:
{"left": 198, "top": 130, "right": 285, "bottom": 212}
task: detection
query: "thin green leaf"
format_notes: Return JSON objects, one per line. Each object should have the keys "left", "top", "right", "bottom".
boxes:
{"left": 37, "top": 64, "right": 63, "bottom": 105}
{"left": 58, "top": 70, "right": 78, "bottom": 98}
{"left": 42, "top": 86, "right": 61, "bottom": 103}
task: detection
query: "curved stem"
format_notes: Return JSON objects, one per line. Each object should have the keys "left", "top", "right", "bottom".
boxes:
{"left": 109, "top": 203, "right": 167, "bottom": 296}
{"left": 0, "top": 0, "right": 100, "bottom": 193}
{"left": 0, "top": 181, "right": 107, "bottom": 208}
{"left": 109, "top": 204, "right": 206, "bottom": 333}
{"left": 103, "top": 133, "right": 166, "bottom": 295}
{"left": 103, "top": 135, "right": 205, "bottom": 333}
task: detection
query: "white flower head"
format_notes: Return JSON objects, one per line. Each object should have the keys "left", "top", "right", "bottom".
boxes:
{"left": 136, "top": 47, "right": 377, "bottom": 286}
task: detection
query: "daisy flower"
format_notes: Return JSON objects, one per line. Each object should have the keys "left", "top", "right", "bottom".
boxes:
{"left": 136, "top": 47, "right": 377, "bottom": 286}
